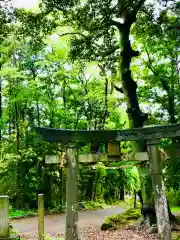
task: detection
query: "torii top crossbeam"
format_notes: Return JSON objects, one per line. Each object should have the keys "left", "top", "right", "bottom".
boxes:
{"left": 35, "top": 123, "right": 180, "bottom": 142}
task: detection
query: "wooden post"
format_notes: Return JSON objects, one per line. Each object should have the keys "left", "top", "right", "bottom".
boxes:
{"left": 59, "top": 168, "right": 63, "bottom": 211}
{"left": 0, "top": 196, "right": 9, "bottom": 238}
{"left": 147, "top": 139, "right": 171, "bottom": 240}
{"left": 62, "top": 168, "right": 65, "bottom": 211}
{"left": 38, "top": 194, "right": 44, "bottom": 240}
{"left": 66, "top": 147, "right": 79, "bottom": 240}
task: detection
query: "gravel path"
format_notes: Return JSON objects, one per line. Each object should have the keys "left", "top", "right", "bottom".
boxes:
{"left": 12, "top": 206, "right": 158, "bottom": 239}
{"left": 12, "top": 205, "right": 125, "bottom": 238}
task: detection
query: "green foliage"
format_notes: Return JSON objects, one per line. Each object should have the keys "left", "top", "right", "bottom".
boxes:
{"left": 0, "top": 20, "right": 128, "bottom": 208}
{"left": 173, "top": 232, "right": 180, "bottom": 240}
{"left": 124, "top": 197, "right": 141, "bottom": 209}
{"left": 164, "top": 155, "right": 180, "bottom": 189}
{"left": 9, "top": 224, "right": 19, "bottom": 236}
{"left": 171, "top": 206, "right": 180, "bottom": 214}
{"left": 84, "top": 200, "right": 107, "bottom": 210}
{"left": 124, "top": 167, "right": 140, "bottom": 193}
{"left": 92, "top": 163, "right": 107, "bottom": 201}
{"left": 132, "top": 4, "right": 180, "bottom": 124}
{"left": 166, "top": 188, "right": 180, "bottom": 206}
{"left": 9, "top": 208, "right": 36, "bottom": 218}
{"left": 0, "top": 0, "right": 179, "bottom": 217}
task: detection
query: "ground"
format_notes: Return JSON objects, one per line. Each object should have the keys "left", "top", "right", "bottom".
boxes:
{"left": 12, "top": 205, "right": 158, "bottom": 239}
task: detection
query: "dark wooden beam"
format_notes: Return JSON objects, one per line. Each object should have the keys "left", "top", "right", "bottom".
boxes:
{"left": 35, "top": 123, "right": 180, "bottom": 143}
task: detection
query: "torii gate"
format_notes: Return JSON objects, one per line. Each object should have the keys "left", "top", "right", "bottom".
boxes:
{"left": 36, "top": 123, "right": 180, "bottom": 240}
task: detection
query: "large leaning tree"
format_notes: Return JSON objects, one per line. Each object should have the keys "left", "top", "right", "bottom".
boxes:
{"left": 15, "top": 0, "right": 176, "bottom": 224}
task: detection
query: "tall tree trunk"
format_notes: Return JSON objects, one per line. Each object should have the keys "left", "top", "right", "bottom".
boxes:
{"left": 0, "top": 78, "right": 2, "bottom": 142}
{"left": 44, "top": 170, "right": 52, "bottom": 209}
{"left": 98, "top": 64, "right": 109, "bottom": 129}
{"left": 63, "top": 79, "right": 67, "bottom": 128}
{"left": 8, "top": 110, "right": 11, "bottom": 136}
{"left": 36, "top": 101, "right": 40, "bottom": 127}
{"left": 14, "top": 99, "right": 23, "bottom": 208}
{"left": 120, "top": 188, "right": 124, "bottom": 201}
{"left": 138, "top": 190, "right": 144, "bottom": 206}
{"left": 59, "top": 168, "right": 65, "bottom": 211}
{"left": 31, "top": 69, "right": 41, "bottom": 127}
{"left": 14, "top": 100, "right": 20, "bottom": 151}
{"left": 117, "top": 13, "right": 154, "bottom": 224}
{"left": 0, "top": 63, "right": 2, "bottom": 142}
{"left": 86, "top": 176, "right": 93, "bottom": 201}
{"left": 119, "top": 169, "right": 124, "bottom": 201}
{"left": 134, "top": 190, "right": 137, "bottom": 208}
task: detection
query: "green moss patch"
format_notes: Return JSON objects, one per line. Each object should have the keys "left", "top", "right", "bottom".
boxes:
{"left": 101, "top": 208, "right": 141, "bottom": 230}
{"left": 173, "top": 232, "right": 180, "bottom": 240}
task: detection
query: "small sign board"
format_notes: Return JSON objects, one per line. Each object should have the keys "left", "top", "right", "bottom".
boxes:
{"left": 45, "top": 154, "right": 60, "bottom": 164}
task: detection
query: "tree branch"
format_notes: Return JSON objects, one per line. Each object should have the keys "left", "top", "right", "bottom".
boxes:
{"left": 145, "top": 47, "right": 177, "bottom": 123}
{"left": 64, "top": 79, "right": 88, "bottom": 116}
{"left": 98, "top": 64, "right": 109, "bottom": 129}
{"left": 133, "top": 0, "right": 146, "bottom": 15}
{"left": 145, "top": 48, "right": 169, "bottom": 92}
{"left": 146, "top": 49, "right": 170, "bottom": 92}
{"left": 114, "top": 84, "right": 123, "bottom": 93}
{"left": 101, "top": 44, "right": 120, "bottom": 57}
{"left": 146, "top": 49, "right": 169, "bottom": 92}
{"left": 109, "top": 20, "right": 123, "bottom": 29}
{"left": 145, "top": 48, "right": 159, "bottom": 77}
{"left": 57, "top": 32, "right": 86, "bottom": 38}
{"left": 117, "top": 1, "right": 132, "bottom": 15}
{"left": 77, "top": 74, "right": 93, "bottom": 115}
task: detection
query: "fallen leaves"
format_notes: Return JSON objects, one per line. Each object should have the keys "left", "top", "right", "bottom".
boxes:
{"left": 19, "top": 224, "right": 158, "bottom": 240}
{"left": 80, "top": 224, "right": 157, "bottom": 240}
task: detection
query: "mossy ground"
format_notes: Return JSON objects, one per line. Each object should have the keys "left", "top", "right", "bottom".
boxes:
{"left": 173, "top": 232, "right": 180, "bottom": 240}
{"left": 101, "top": 208, "right": 141, "bottom": 230}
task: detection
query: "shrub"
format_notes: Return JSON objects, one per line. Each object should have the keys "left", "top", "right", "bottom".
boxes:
{"left": 101, "top": 208, "right": 141, "bottom": 230}
{"left": 84, "top": 200, "right": 107, "bottom": 210}
{"left": 166, "top": 188, "right": 180, "bottom": 206}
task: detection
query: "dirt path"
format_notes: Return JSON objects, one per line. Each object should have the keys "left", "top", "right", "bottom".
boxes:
{"left": 12, "top": 205, "right": 124, "bottom": 238}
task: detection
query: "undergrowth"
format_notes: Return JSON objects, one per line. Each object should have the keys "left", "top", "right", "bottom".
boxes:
{"left": 9, "top": 199, "right": 130, "bottom": 218}
{"left": 9, "top": 208, "right": 36, "bottom": 218}
{"left": 173, "top": 233, "right": 180, "bottom": 240}
{"left": 101, "top": 208, "right": 141, "bottom": 230}
{"left": 171, "top": 206, "right": 180, "bottom": 214}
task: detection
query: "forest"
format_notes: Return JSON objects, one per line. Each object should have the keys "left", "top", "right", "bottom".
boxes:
{"left": 0, "top": 0, "right": 180, "bottom": 239}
